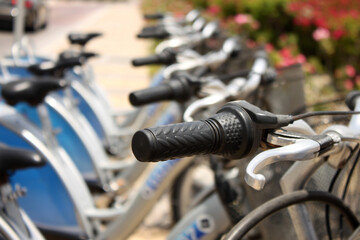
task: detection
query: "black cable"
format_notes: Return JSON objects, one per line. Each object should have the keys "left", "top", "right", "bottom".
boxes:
{"left": 325, "top": 144, "right": 358, "bottom": 240}
{"left": 339, "top": 146, "right": 360, "bottom": 239}
{"left": 325, "top": 168, "right": 341, "bottom": 240}
{"left": 223, "top": 190, "right": 359, "bottom": 240}
{"left": 292, "top": 111, "right": 360, "bottom": 121}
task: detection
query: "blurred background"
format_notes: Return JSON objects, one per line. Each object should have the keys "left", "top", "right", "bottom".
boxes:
{"left": 1, "top": 0, "right": 359, "bottom": 239}
{"left": 141, "top": 0, "right": 360, "bottom": 117}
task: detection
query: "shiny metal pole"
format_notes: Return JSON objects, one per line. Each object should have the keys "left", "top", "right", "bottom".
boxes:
{"left": 13, "top": 0, "right": 25, "bottom": 44}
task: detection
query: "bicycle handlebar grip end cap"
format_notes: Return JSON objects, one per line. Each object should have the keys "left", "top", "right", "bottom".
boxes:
{"left": 132, "top": 129, "right": 157, "bottom": 162}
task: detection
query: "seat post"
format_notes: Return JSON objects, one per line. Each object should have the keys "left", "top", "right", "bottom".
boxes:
{"left": 36, "top": 104, "right": 59, "bottom": 148}
{"left": 62, "top": 84, "right": 78, "bottom": 109}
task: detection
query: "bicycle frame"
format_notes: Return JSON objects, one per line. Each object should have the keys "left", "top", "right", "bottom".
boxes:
{"left": 276, "top": 97, "right": 360, "bottom": 240}
{"left": 0, "top": 181, "right": 45, "bottom": 240}
{"left": 0, "top": 62, "right": 184, "bottom": 192}
{"left": 0, "top": 101, "right": 204, "bottom": 239}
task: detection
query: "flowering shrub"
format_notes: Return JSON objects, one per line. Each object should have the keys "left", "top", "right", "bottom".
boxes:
{"left": 141, "top": 0, "right": 360, "bottom": 90}
{"left": 286, "top": 0, "right": 360, "bottom": 89}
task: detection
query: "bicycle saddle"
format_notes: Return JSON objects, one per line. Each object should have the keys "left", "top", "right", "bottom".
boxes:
{"left": 67, "top": 32, "right": 102, "bottom": 47}
{"left": 27, "top": 58, "right": 83, "bottom": 77}
{"left": 1, "top": 78, "right": 67, "bottom": 106}
{"left": 59, "top": 50, "right": 98, "bottom": 62}
{"left": 0, "top": 144, "right": 46, "bottom": 173}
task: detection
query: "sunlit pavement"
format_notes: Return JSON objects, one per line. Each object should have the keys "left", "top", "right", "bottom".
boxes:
{"left": 0, "top": 0, "right": 169, "bottom": 239}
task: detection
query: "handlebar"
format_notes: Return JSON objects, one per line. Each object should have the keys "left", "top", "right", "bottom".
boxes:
{"left": 132, "top": 103, "right": 257, "bottom": 162}
{"left": 143, "top": 13, "right": 165, "bottom": 20}
{"left": 183, "top": 50, "right": 269, "bottom": 121}
{"left": 129, "top": 77, "right": 193, "bottom": 106}
{"left": 132, "top": 101, "right": 293, "bottom": 162}
{"left": 137, "top": 30, "right": 170, "bottom": 39}
{"left": 161, "top": 37, "right": 240, "bottom": 79}
{"left": 131, "top": 49, "right": 176, "bottom": 66}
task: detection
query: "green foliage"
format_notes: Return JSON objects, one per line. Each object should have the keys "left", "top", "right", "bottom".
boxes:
{"left": 141, "top": 0, "right": 360, "bottom": 91}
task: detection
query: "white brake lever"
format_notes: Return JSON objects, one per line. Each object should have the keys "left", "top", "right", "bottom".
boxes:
{"left": 245, "top": 139, "right": 320, "bottom": 191}
{"left": 155, "top": 34, "right": 202, "bottom": 54}
{"left": 183, "top": 93, "right": 227, "bottom": 122}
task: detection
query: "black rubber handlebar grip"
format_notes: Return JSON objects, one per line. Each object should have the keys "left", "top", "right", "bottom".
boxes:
{"left": 141, "top": 26, "right": 163, "bottom": 33}
{"left": 136, "top": 31, "right": 170, "bottom": 39}
{"left": 132, "top": 49, "right": 176, "bottom": 67}
{"left": 132, "top": 102, "right": 260, "bottom": 162}
{"left": 144, "top": 13, "right": 165, "bottom": 20}
{"left": 129, "top": 78, "right": 191, "bottom": 106}
{"left": 132, "top": 55, "right": 163, "bottom": 66}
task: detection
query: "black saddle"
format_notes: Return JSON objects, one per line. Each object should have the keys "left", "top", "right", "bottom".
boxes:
{"left": 67, "top": 32, "right": 102, "bottom": 47}
{"left": 1, "top": 78, "right": 67, "bottom": 106}
{"left": 0, "top": 144, "right": 46, "bottom": 173}
{"left": 58, "top": 50, "right": 98, "bottom": 62}
{"left": 27, "top": 57, "right": 83, "bottom": 78}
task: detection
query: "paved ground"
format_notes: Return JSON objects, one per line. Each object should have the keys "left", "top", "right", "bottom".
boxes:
{"left": 1, "top": 1, "right": 169, "bottom": 239}
{"left": 53, "top": 1, "right": 171, "bottom": 239}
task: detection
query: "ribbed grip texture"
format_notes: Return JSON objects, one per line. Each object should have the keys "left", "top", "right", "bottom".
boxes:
{"left": 132, "top": 121, "right": 217, "bottom": 162}
{"left": 129, "top": 78, "right": 191, "bottom": 106}
{"left": 132, "top": 102, "right": 260, "bottom": 162}
{"left": 211, "top": 112, "right": 245, "bottom": 157}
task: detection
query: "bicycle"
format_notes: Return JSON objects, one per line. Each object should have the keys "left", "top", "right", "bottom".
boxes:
{"left": 132, "top": 92, "right": 360, "bottom": 240}
{"left": 0, "top": 144, "right": 46, "bottom": 240}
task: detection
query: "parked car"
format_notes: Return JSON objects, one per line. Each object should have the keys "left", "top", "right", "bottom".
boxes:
{"left": 0, "top": 0, "right": 48, "bottom": 31}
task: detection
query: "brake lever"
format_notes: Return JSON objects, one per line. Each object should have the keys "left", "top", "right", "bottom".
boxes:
{"left": 245, "top": 129, "right": 342, "bottom": 191}
{"left": 245, "top": 139, "right": 321, "bottom": 191}
{"left": 183, "top": 77, "right": 248, "bottom": 122}
{"left": 183, "top": 93, "right": 227, "bottom": 122}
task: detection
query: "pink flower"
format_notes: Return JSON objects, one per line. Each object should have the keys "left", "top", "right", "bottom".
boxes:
{"left": 265, "top": 43, "right": 274, "bottom": 52}
{"left": 246, "top": 40, "right": 256, "bottom": 48}
{"left": 206, "top": 5, "right": 221, "bottom": 15}
{"left": 234, "top": 14, "right": 251, "bottom": 25}
{"left": 314, "top": 18, "right": 328, "bottom": 28}
{"left": 345, "top": 65, "right": 356, "bottom": 77}
{"left": 312, "top": 28, "right": 330, "bottom": 41}
{"left": 277, "top": 57, "right": 296, "bottom": 68}
{"left": 280, "top": 48, "right": 292, "bottom": 58}
{"left": 332, "top": 29, "right": 346, "bottom": 40}
{"left": 294, "top": 17, "right": 311, "bottom": 27}
{"left": 345, "top": 79, "right": 354, "bottom": 90}
{"left": 296, "top": 54, "right": 307, "bottom": 64}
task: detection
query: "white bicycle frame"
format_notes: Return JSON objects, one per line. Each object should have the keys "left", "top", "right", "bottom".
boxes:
{"left": 0, "top": 183, "right": 45, "bottom": 240}
{"left": 0, "top": 102, "right": 201, "bottom": 239}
